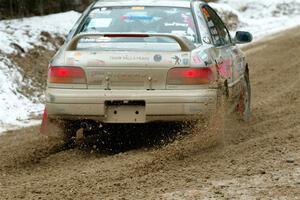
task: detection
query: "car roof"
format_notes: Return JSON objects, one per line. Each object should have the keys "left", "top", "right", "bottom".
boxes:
{"left": 93, "top": 0, "right": 206, "bottom": 8}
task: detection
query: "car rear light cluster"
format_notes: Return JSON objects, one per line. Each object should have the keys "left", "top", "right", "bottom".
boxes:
{"left": 48, "top": 66, "right": 86, "bottom": 84}
{"left": 167, "top": 67, "right": 213, "bottom": 85}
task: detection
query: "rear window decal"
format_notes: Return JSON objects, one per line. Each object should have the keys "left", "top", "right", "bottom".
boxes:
{"left": 121, "top": 11, "right": 154, "bottom": 21}
{"left": 87, "top": 18, "right": 112, "bottom": 28}
{"left": 164, "top": 8, "right": 179, "bottom": 15}
{"left": 131, "top": 7, "right": 145, "bottom": 10}
{"left": 121, "top": 15, "right": 153, "bottom": 21}
{"left": 165, "top": 22, "right": 188, "bottom": 27}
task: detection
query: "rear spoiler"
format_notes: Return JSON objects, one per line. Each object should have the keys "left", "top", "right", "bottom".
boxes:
{"left": 65, "top": 32, "right": 196, "bottom": 52}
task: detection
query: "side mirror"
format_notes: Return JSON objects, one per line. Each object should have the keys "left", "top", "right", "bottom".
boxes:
{"left": 234, "top": 31, "right": 253, "bottom": 44}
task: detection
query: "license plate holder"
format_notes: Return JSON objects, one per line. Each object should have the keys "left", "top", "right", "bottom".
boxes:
{"left": 105, "top": 101, "right": 146, "bottom": 123}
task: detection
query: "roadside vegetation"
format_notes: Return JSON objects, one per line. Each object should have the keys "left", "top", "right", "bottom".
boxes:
{"left": 0, "top": 0, "right": 92, "bottom": 19}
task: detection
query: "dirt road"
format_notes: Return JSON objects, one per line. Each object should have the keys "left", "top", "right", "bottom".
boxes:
{"left": 0, "top": 27, "right": 300, "bottom": 200}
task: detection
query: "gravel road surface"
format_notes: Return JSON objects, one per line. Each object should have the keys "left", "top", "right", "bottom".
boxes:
{"left": 0, "top": 27, "right": 299, "bottom": 200}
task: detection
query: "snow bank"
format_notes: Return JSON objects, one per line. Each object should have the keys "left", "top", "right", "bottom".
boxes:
{"left": 211, "top": 0, "right": 300, "bottom": 39}
{"left": 0, "top": 11, "right": 80, "bottom": 134}
{"left": 0, "top": 55, "right": 43, "bottom": 133}
{"left": 0, "top": 11, "right": 81, "bottom": 54}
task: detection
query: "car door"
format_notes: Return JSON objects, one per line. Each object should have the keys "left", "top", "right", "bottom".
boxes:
{"left": 201, "top": 5, "right": 234, "bottom": 85}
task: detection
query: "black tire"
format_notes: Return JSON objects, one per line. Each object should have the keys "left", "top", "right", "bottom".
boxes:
{"left": 237, "top": 73, "right": 251, "bottom": 121}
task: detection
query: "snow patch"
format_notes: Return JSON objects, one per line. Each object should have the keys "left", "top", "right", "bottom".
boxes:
{"left": 0, "top": 55, "right": 44, "bottom": 133}
{"left": 0, "top": 11, "right": 80, "bottom": 54}
{"left": 211, "top": 0, "right": 300, "bottom": 39}
{"left": 0, "top": 11, "right": 80, "bottom": 134}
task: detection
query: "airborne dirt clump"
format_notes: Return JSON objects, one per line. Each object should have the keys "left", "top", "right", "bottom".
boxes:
{"left": 0, "top": 27, "right": 300, "bottom": 199}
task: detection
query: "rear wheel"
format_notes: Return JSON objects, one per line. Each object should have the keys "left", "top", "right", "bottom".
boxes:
{"left": 236, "top": 73, "right": 251, "bottom": 121}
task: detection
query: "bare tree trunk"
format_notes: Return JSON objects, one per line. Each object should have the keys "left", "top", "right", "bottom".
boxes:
{"left": 9, "top": 0, "right": 14, "bottom": 17}
{"left": 17, "top": 0, "right": 25, "bottom": 17}
{"left": 39, "top": 0, "right": 44, "bottom": 15}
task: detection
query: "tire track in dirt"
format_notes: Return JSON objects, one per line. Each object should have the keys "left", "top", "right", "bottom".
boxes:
{"left": 0, "top": 27, "right": 300, "bottom": 199}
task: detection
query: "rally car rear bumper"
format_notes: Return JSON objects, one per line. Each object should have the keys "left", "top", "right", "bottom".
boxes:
{"left": 46, "top": 88, "right": 218, "bottom": 123}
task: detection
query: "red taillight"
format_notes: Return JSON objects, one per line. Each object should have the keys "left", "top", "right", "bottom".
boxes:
{"left": 48, "top": 66, "right": 86, "bottom": 84}
{"left": 167, "top": 68, "right": 214, "bottom": 85}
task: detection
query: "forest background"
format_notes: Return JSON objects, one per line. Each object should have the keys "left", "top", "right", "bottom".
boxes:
{"left": 0, "top": 0, "right": 93, "bottom": 19}
{"left": 0, "top": 0, "right": 216, "bottom": 19}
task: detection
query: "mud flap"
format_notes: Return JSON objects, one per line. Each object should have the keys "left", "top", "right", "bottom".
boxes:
{"left": 39, "top": 107, "right": 64, "bottom": 137}
{"left": 40, "top": 107, "right": 48, "bottom": 135}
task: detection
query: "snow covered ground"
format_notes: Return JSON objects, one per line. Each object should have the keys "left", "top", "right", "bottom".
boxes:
{"left": 0, "top": 0, "right": 300, "bottom": 133}
{"left": 213, "top": 0, "right": 300, "bottom": 39}
{"left": 0, "top": 55, "right": 43, "bottom": 133}
{"left": 0, "top": 11, "right": 80, "bottom": 54}
{"left": 0, "top": 11, "right": 81, "bottom": 133}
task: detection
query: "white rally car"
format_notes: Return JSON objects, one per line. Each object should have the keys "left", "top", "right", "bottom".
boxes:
{"left": 41, "top": 0, "right": 252, "bottom": 145}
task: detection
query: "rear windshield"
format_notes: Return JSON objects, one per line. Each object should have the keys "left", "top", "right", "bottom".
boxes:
{"left": 80, "top": 6, "right": 198, "bottom": 43}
